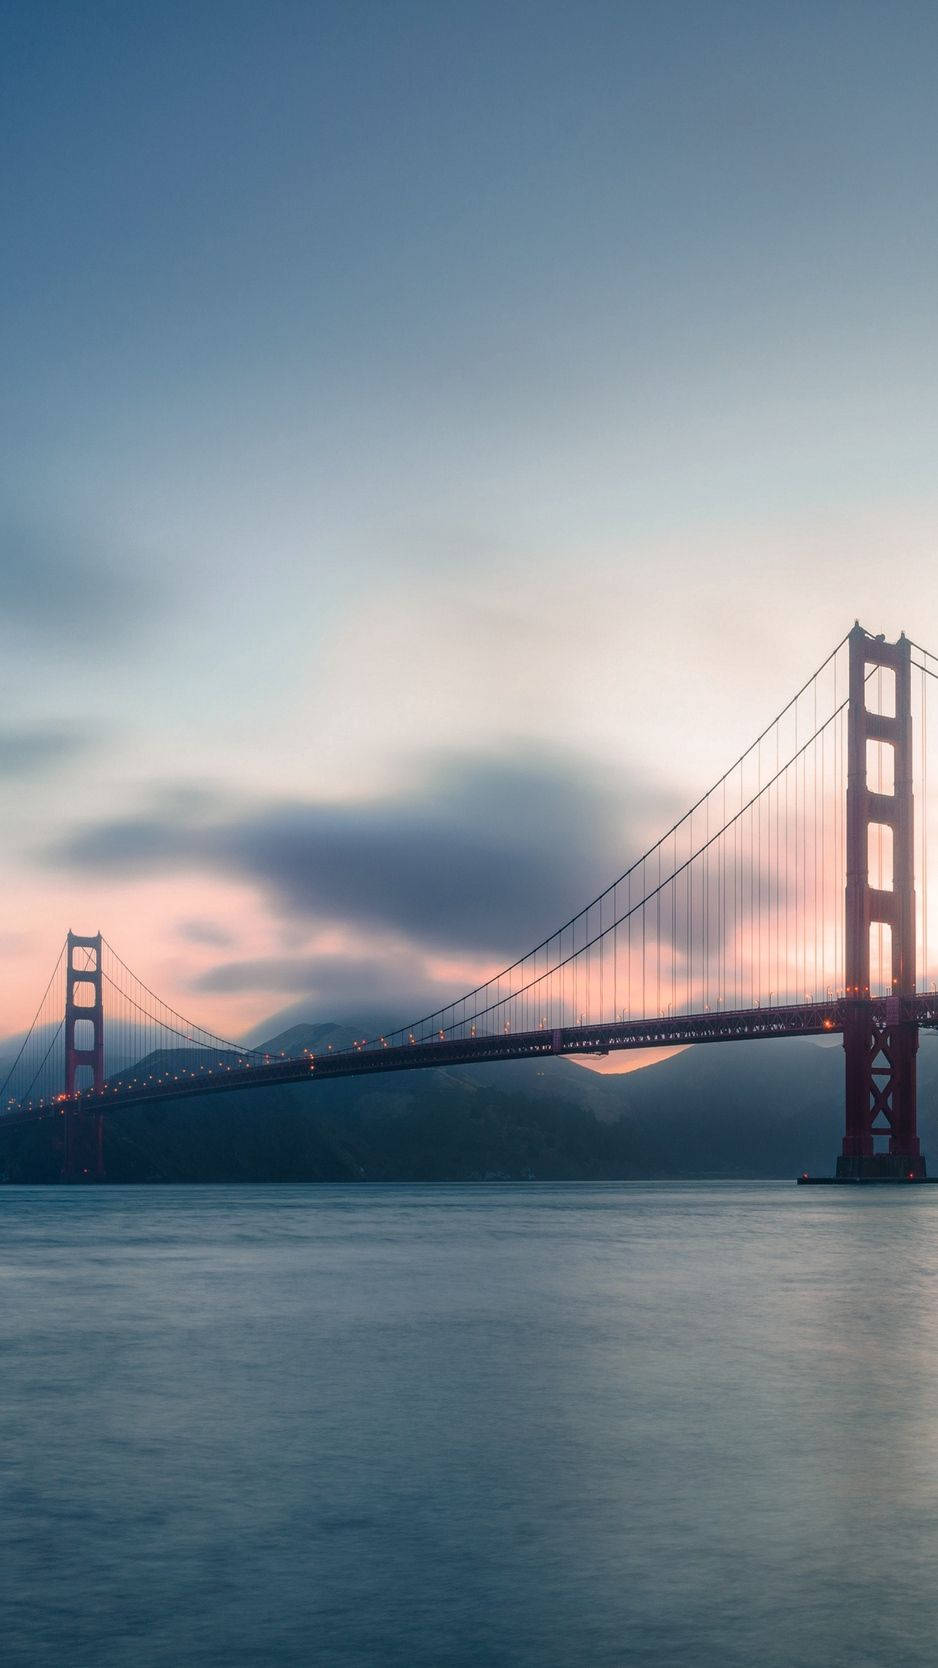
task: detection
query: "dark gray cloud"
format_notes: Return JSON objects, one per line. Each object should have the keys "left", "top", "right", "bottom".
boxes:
{"left": 190, "top": 951, "right": 445, "bottom": 1032}
{"left": 48, "top": 746, "right": 804, "bottom": 1030}
{"left": 174, "top": 917, "right": 236, "bottom": 949}
{"left": 0, "top": 726, "right": 86, "bottom": 779}
{"left": 49, "top": 747, "right": 679, "bottom": 960}
{"left": 0, "top": 517, "right": 156, "bottom": 641}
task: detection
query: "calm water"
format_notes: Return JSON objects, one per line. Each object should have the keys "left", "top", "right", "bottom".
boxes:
{"left": 3, "top": 1182, "right": 938, "bottom": 1667}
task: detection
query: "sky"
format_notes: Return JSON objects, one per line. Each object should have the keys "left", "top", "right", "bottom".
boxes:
{"left": 3, "top": 1, "right": 938, "bottom": 1044}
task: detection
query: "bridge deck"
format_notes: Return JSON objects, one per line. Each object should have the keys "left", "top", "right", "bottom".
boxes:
{"left": 5, "top": 995, "right": 938, "bottom": 1129}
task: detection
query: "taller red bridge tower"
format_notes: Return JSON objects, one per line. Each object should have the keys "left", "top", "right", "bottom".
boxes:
{"left": 837, "top": 624, "right": 924, "bottom": 1179}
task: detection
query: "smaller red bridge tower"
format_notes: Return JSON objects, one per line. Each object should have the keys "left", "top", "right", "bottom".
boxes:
{"left": 63, "top": 930, "right": 106, "bottom": 1182}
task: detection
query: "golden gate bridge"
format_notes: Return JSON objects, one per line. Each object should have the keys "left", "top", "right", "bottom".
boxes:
{"left": 4, "top": 623, "right": 938, "bottom": 1183}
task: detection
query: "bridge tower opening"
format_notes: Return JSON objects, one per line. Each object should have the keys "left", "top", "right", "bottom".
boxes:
{"left": 63, "top": 930, "right": 106, "bottom": 1182}
{"left": 837, "top": 624, "right": 924, "bottom": 1180}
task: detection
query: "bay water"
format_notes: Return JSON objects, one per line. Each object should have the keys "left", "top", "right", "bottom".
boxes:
{"left": 3, "top": 1182, "right": 938, "bottom": 1667}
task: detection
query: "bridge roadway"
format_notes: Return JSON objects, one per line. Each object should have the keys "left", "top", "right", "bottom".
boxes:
{"left": 4, "top": 993, "right": 938, "bottom": 1131}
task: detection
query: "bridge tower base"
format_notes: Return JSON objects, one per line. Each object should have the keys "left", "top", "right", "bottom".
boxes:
{"left": 63, "top": 931, "right": 106, "bottom": 1183}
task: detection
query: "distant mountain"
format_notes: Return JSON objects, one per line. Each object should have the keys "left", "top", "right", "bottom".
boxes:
{"left": 6, "top": 1022, "right": 937, "bottom": 1185}
{"left": 256, "top": 1021, "right": 363, "bottom": 1057}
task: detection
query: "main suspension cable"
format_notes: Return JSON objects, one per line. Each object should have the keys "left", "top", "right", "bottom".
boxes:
{"left": 0, "top": 939, "right": 66, "bottom": 1106}
{"left": 375, "top": 691, "right": 851, "bottom": 1042}
{"left": 351, "top": 634, "right": 852, "bottom": 1047}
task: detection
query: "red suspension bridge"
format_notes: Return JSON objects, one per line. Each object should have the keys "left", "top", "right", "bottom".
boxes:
{"left": 4, "top": 622, "right": 938, "bottom": 1183}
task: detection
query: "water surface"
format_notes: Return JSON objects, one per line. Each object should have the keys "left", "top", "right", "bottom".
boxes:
{"left": 2, "top": 1182, "right": 937, "bottom": 1667}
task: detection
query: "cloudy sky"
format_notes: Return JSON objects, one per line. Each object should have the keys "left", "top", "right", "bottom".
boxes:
{"left": 3, "top": 1, "right": 938, "bottom": 1039}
